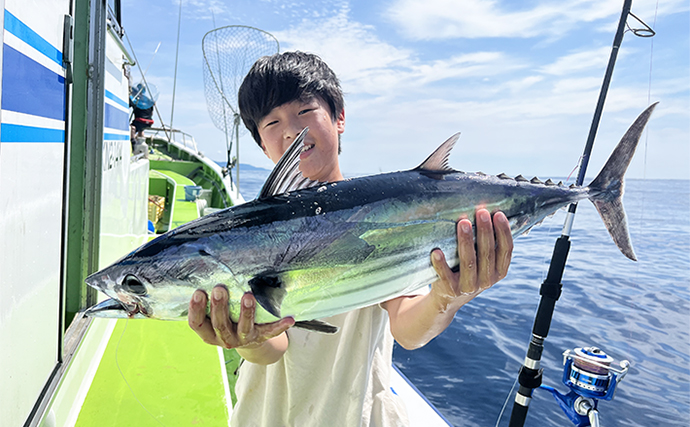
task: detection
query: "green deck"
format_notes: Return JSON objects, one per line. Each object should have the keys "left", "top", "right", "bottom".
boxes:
{"left": 75, "top": 321, "right": 230, "bottom": 426}
{"left": 154, "top": 169, "right": 201, "bottom": 229}
{"left": 74, "top": 161, "right": 240, "bottom": 425}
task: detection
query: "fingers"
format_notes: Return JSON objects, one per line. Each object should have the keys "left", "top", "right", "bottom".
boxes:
{"left": 430, "top": 249, "right": 457, "bottom": 300}
{"left": 254, "top": 316, "right": 295, "bottom": 342}
{"left": 432, "top": 209, "right": 512, "bottom": 299}
{"left": 493, "top": 211, "right": 513, "bottom": 280}
{"left": 456, "top": 218, "right": 478, "bottom": 294}
{"left": 475, "top": 209, "right": 496, "bottom": 289}
{"left": 188, "top": 289, "right": 208, "bottom": 330}
{"left": 236, "top": 293, "right": 256, "bottom": 341}
{"left": 188, "top": 289, "right": 221, "bottom": 346}
{"left": 187, "top": 285, "right": 293, "bottom": 350}
{"left": 210, "top": 285, "right": 238, "bottom": 348}
{"left": 236, "top": 293, "right": 295, "bottom": 347}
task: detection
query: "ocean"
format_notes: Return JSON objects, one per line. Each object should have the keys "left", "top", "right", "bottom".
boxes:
{"left": 238, "top": 166, "right": 690, "bottom": 426}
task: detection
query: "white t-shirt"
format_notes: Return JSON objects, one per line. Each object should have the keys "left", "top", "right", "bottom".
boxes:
{"left": 231, "top": 304, "right": 410, "bottom": 427}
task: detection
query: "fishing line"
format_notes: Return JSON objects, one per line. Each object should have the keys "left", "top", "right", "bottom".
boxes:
{"left": 565, "top": 156, "right": 583, "bottom": 184}
{"left": 630, "top": 0, "right": 658, "bottom": 298}
{"left": 539, "top": 163, "right": 580, "bottom": 283}
{"left": 643, "top": 0, "right": 659, "bottom": 181}
{"left": 494, "top": 161, "right": 580, "bottom": 427}
{"left": 115, "top": 319, "right": 167, "bottom": 427}
{"left": 642, "top": 0, "right": 659, "bottom": 181}
{"left": 495, "top": 375, "right": 519, "bottom": 427}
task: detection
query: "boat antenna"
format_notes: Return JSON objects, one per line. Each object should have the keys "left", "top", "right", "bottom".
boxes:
{"left": 142, "top": 42, "right": 161, "bottom": 78}
{"left": 169, "top": 0, "right": 183, "bottom": 134}
{"left": 201, "top": 25, "right": 279, "bottom": 199}
{"left": 123, "top": 30, "right": 171, "bottom": 142}
{"left": 130, "top": 42, "right": 161, "bottom": 102}
{"left": 507, "top": 1, "right": 655, "bottom": 426}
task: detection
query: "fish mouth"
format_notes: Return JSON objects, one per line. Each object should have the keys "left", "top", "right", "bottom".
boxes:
{"left": 84, "top": 298, "right": 149, "bottom": 319}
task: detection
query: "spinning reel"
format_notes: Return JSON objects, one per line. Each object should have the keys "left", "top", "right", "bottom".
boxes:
{"left": 539, "top": 347, "right": 630, "bottom": 427}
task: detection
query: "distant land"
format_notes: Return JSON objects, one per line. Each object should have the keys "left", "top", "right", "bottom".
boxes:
{"left": 214, "top": 162, "right": 271, "bottom": 173}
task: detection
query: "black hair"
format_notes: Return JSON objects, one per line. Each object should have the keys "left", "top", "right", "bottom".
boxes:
{"left": 238, "top": 51, "right": 344, "bottom": 149}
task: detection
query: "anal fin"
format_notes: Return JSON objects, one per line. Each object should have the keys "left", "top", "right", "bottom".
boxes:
{"left": 293, "top": 319, "right": 339, "bottom": 334}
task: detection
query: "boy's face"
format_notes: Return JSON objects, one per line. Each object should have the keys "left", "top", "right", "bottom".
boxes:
{"left": 258, "top": 97, "right": 345, "bottom": 183}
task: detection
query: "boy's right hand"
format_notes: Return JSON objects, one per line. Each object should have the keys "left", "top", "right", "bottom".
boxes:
{"left": 188, "top": 285, "right": 294, "bottom": 351}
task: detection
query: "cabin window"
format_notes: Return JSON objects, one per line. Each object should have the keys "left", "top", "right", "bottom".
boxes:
{"left": 107, "top": 0, "right": 122, "bottom": 31}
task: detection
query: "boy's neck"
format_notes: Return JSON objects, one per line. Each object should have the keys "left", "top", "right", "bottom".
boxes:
{"left": 324, "top": 170, "right": 344, "bottom": 183}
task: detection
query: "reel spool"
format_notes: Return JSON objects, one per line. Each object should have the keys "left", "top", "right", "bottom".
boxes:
{"left": 562, "top": 347, "right": 629, "bottom": 400}
{"left": 540, "top": 346, "right": 630, "bottom": 426}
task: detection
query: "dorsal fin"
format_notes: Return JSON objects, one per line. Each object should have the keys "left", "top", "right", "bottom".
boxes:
{"left": 258, "top": 128, "right": 323, "bottom": 199}
{"left": 414, "top": 133, "right": 460, "bottom": 172}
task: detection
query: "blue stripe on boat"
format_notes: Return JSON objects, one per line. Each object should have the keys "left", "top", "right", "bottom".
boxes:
{"left": 1, "top": 44, "right": 66, "bottom": 121}
{"left": 106, "top": 90, "right": 129, "bottom": 109}
{"left": 4, "top": 10, "right": 63, "bottom": 66}
{"left": 391, "top": 364, "right": 454, "bottom": 426}
{"left": 105, "top": 103, "right": 130, "bottom": 131}
{"left": 104, "top": 132, "right": 130, "bottom": 141}
{"left": 1, "top": 123, "right": 65, "bottom": 143}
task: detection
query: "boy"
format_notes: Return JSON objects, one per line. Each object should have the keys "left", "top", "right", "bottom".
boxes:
{"left": 188, "top": 51, "right": 513, "bottom": 426}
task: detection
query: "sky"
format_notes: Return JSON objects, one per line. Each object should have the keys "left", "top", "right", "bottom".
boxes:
{"left": 122, "top": 0, "right": 689, "bottom": 181}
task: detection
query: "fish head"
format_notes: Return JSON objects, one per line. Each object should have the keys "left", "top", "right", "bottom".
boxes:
{"left": 85, "top": 264, "right": 157, "bottom": 319}
{"left": 85, "top": 236, "right": 238, "bottom": 320}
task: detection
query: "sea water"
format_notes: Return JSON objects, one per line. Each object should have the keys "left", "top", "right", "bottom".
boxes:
{"left": 238, "top": 168, "right": 690, "bottom": 426}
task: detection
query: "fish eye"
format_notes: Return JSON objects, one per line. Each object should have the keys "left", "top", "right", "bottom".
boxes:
{"left": 122, "top": 274, "right": 147, "bottom": 295}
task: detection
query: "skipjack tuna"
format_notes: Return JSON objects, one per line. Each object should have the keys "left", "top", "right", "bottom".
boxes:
{"left": 85, "top": 104, "right": 657, "bottom": 333}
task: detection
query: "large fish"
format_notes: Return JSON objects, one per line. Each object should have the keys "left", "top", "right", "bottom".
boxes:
{"left": 85, "top": 104, "right": 656, "bottom": 333}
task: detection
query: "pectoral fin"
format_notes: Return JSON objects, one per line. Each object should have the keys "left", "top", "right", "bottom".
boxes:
{"left": 248, "top": 274, "right": 286, "bottom": 318}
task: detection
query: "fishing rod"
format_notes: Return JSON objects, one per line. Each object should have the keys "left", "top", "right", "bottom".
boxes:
{"left": 507, "top": 1, "right": 655, "bottom": 426}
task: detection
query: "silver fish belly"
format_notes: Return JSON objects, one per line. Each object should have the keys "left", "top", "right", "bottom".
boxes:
{"left": 84, "top": 104, "right": 656, "bottom": 333}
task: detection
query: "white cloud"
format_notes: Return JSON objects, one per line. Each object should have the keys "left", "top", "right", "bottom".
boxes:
{"left": 412, "top": 52, "right": 526, "bottom": 84}
{"left": 539, "top": 47, "right": 612, "bottom": 75}
{"left": 273, "top": 9, "right": 528, "bottom": 100}
{"left": 503, "top": 75, "right": 545, "bottom": 93}
{"left": 273, "top": 7, "right": 412, "bottom": 84}
{"left": 385, "top": 0, "right": 689, "bottom": 40}
{"left": 387, "top": 0, "right": 598, "bottom": 40}
{"left": 551, "top": 77, "right": 603, "bottom": 94}
{"left": 123, "top": 0, "right": 688, "bottom": 179}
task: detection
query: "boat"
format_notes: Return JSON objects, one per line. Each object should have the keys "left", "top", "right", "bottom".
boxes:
{"left": 1, "top": 1, "right": 451, "bottom": 425}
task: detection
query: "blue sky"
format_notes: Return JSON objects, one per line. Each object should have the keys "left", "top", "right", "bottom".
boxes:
{"left": 123, "top": 0, "right": 689, "bottom": 180}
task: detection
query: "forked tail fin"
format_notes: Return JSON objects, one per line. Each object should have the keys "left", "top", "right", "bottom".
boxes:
{"left": 587, "top": 103, "right": 658, "bottom": 261}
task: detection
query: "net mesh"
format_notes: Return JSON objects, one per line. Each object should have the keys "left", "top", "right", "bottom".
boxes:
{"left": 202, "top": 26, "right": 279, "bottom": 136}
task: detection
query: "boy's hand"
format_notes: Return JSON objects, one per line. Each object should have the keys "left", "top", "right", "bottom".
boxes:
{"left": 188, "top": 286, "right": 294, "bottom": 350}
{"left": 430, "top": 209, "right": 513, "bottom": 307}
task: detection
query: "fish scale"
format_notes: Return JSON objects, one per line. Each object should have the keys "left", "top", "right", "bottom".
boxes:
{"left": 85, "top": 104, "right": 656, "bottom": 333}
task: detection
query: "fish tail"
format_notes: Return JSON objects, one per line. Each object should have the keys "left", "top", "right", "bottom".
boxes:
{"left": 587, "top": 103, "right": 657, "bottom": 261}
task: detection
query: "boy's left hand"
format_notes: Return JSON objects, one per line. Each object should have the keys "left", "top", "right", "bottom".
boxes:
{"left": 430, "top": 209, "right": 513, "bottom": 307}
